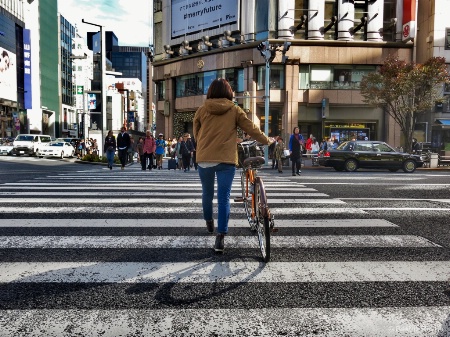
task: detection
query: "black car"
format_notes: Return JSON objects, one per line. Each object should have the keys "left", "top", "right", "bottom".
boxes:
{"left": 318, "top": 140, "right": 424, "bottom": 173}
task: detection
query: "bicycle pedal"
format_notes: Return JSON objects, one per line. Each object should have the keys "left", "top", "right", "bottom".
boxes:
{"left": 234, "top": 197, "right": 244, "bottom": 202}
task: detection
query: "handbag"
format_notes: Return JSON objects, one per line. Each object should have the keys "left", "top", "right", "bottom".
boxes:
{"left": 283, "top": 149, "right": 290, "bottom": 157}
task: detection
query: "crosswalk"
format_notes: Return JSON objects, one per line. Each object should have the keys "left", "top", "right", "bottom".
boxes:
{"left": 0, "top": 163, "right": 448, "bottom": 336}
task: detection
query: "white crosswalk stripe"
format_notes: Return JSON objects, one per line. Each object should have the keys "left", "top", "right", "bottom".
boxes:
{"left": 0, "top": 163, "right": 448, "bottom": 337}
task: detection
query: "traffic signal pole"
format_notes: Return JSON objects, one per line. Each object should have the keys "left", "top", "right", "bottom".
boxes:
{"left": 256, "top": 40, "right": 291, "bottom": 165}
{"left": 264, "top": 58, "right": 270, "bottom": 165}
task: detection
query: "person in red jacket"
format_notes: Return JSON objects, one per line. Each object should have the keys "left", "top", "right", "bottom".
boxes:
{"left": 305, "top": 134, "right": 314, "bottom": 159}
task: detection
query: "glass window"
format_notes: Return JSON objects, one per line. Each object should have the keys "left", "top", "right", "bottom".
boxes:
{"left": 303, "top": 65, "right": 376, "bottom": 90}
{"left": 157, "top": 81, "right": 165, "bottom": 101}
{"left": 257, "top": 65, "right": 285, "bottom": 90}
{"left": 176, "top": 68, "right": 244, "bottom": 97}
{"left": 355, "top": 143, "right": 372, "bottom": 151}
{"left": 299, "top": 65, "right": 310, "bottom": 89}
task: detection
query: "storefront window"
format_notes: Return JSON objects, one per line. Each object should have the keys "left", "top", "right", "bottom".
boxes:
{"left": 257, "top": 65, "right": 285, "bottom": 90}
{"left": 176, "top": 68, "right": 244, "bottom": 97}
{"left": 302, "top": 65, "right": 376, "bottom": 90}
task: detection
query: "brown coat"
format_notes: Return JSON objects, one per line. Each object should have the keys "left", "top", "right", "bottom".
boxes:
{"left": 194, "top": 98, "right": 270, "bottom": 165}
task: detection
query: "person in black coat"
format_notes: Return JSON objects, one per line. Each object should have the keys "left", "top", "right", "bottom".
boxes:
{"left": 180, "top": 133, "right": 195, "bottom": 172}
{"left": 104, "top": 130, "right": 116, "bottom": 170}
{"left": 116, "top": 127, "right": 131, "bottom": 170}
{"left": 288, "top": 126, "right": 304, "bottom": 176}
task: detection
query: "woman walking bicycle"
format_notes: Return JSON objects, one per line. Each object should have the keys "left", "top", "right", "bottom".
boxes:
{"left": 193, "top": 78, "right": 273, "bottom": 253}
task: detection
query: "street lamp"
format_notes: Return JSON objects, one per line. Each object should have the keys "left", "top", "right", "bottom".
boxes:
{"left": 82, "top": 19, "right": 106, "bottom": 156}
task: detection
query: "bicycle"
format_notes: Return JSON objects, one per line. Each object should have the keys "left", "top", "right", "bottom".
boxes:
{"left": 234, "top": 140, "right": 275, "bottom": 262}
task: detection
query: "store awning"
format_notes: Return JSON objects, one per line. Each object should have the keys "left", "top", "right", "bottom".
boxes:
{"left": 435, "top": 119, "right": 450, "bottom": 125}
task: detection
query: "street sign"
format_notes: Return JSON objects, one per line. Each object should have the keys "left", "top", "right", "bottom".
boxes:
{"left": 77, "top": 86, "right": 84, "bottom": 95}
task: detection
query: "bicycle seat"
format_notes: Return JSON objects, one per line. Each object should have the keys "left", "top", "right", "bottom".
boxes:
{"left": 243, "top": 156, "right": 265, "bottom": 168}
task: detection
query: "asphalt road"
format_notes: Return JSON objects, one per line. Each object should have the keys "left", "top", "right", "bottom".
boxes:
{"left": 0, "top": 155, "right": 448, "bottom": 336}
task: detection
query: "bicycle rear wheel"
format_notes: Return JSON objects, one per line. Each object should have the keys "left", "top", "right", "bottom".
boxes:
{"left": 254, "top": 178, "right": 270, "bottom": 262}
{"left": 240, "top": 170, "right": 254, "bottom": 229}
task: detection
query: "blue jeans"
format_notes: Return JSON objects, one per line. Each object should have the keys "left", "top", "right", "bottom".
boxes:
{"left": 106, "top": 150, "right": 115, "bottom": 167}
{"left": 198, "top": 163, "right": 236, "bottom": 234}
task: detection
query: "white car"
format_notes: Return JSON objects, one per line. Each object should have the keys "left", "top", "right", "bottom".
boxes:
{"left": 37, "top": 142, "right": 75, "bottom": 159}
{"left": 0, "top": 143, "right": 13, "bottom": 156}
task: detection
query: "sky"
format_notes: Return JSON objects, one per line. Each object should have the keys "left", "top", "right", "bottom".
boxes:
{"left": 58, "top": 0, "right": 152, "bottom": 47}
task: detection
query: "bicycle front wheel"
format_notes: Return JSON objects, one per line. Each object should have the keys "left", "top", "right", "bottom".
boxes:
{"left": 254, "top": 178, "right": 270, "bottom": 262}
{"left": 240, "top": 170, "right": 254, "bottom": 229}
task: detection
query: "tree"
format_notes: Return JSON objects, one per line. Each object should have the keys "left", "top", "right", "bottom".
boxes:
{"left": 360, "top": 56, "right": 450, "bottom": 152}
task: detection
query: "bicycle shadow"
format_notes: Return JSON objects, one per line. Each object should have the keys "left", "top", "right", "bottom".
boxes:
{"left": 127, "top": 255, "right": 268, "bottom": 306}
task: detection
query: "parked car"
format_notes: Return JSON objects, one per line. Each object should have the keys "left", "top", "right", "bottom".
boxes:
{"left": 12, "top": 134, "right": 52, "bottom": 156}
{"left": 318, "top": 140, "right": 424, "bottom": 173}
{"left": 37, "top": 142, "right": 75, "bottom": 159}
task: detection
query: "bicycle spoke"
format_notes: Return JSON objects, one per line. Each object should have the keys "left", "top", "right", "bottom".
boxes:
{"left": 255, "top": 180, "right": 270, "bottom": 262}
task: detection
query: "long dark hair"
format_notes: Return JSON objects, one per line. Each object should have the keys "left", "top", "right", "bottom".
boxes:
{"left": 206, "top": 78, "right": 233, "bottom": 101}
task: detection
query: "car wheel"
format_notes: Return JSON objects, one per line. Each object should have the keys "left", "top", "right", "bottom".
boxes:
{"left": 402, "top": 159, "right": 416, "bottom": 173}
{"left": 388, "top": 168, "right": 399, "bottom": 172}
{"left": 334, "top": 166, "right": 344, "bottom": 172}
{"left": 60, "top": 151, "right": 64, "bottom": 159}
{"left": 344, "top": 159, "right": 358, "bottom": 172}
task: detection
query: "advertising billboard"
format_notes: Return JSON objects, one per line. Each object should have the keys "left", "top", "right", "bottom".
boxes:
{"left": 171, "top": 0, "right": 238, "bottom": 38}
{"left": 23, "top": 29, "right": 32, "bottom": 109}
{"left": 0, "top": 47, "right": 17, "bottom": 102}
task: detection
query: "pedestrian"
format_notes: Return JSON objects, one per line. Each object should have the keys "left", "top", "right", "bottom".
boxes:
{"left": 273, "top": 137, "right": 285, "bottom": 173}
{"left": 180, "top": 133, "right": 194, "bottom": 172}
{"left": 104, "top": 130, "right": 116, "bottom": 170}
{"left": 412, "top": 138, "right": 420, "bottom": 154}
{"left": 127, "top": 138, "right": 136, "bottom": 163}
{"left": 191, "top": 136, "right": 198, "bottom": 170}
{"left": 174, "top": 135, "right": 183, "bottom": 169}
{"left": 311, "top": 137, "right": 320, "bottom": 154}
{"left": 142, "top": 131, "right": 156, "bottom": 170}
{"left": 289, "top": 126, "right": 304, "bottom": 176}
{"left": 269, "top": 136, "right": 277, "bottom": 169}
{"left": 136, "top": 137, "right": 145, "bottom": 170}
{"left": 193, "top": 78, "right": 273, "bottom": 253}
{"left": 117, "top": 126, "right": 131, "bottom": 170}
{"left": 155, "top": 133, "right": 166, "bottom": 169}
{"left": 305, "top": 134, "right": 314, "bottom": 159}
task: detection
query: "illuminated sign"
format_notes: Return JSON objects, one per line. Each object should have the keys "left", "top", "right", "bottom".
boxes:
{"left": 88, "top": 93, "right": 97, "bottom": 110}
{"left": 0, "top": 47, "right": 17, "bottom": 101}
{"left": 23, "top": 29, "right": 32, "bottom": 109}
{"left": 402, "top": 0, "right": 416, "bottom": 42}
{"left": 171, "top": 0, "right": 238, "bottom": 38}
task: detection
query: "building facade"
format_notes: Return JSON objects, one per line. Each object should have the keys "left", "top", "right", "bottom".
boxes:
{"left": 415, "top": 0, "right": 450, "bottom": 153}
{"left": 151, "top": 0, "right": 417, "bottom": 146}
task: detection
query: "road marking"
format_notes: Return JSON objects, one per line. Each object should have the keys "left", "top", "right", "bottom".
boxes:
{"left": 0, "top": 206, "right": 365, "bottom": 214}
{"left": 0, "top": 191, "right": 330, "bottom": 197}
{"left": 0, "top": 218, "right": 397, "bottom": 228}
{"left": 0, "top": 197, "right": 345, "bottom": 204}
{"left": 0, "top": 307, "right": 448, "bottom": 337}
{"left": 0, "top": 235, "right": 438, "bottom": 249}
{"left": 1, "top": 261, "right": 448, "bottom": 283}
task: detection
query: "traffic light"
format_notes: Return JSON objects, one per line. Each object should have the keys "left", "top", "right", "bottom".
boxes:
{"left": 256, "top": 41, "right": 269, "bottom": 57}
{"left": 282, "top": 41, "right": 291, "bottom": 64}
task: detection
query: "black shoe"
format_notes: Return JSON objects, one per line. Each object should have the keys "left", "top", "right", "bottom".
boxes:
{"left": 206, "top": 220, "right": 214, "bottom": 233}
{"left": 110, "top": 166, "right": 112, "bottom": 170}
{"left": 296, "top": 171, "right": 301, "bottom": 176}
{"left": 214, "top": 234, "right": 225, "bottom": 252}
{"left": 292, "top": 173, "right": 296, "bottom": 176}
